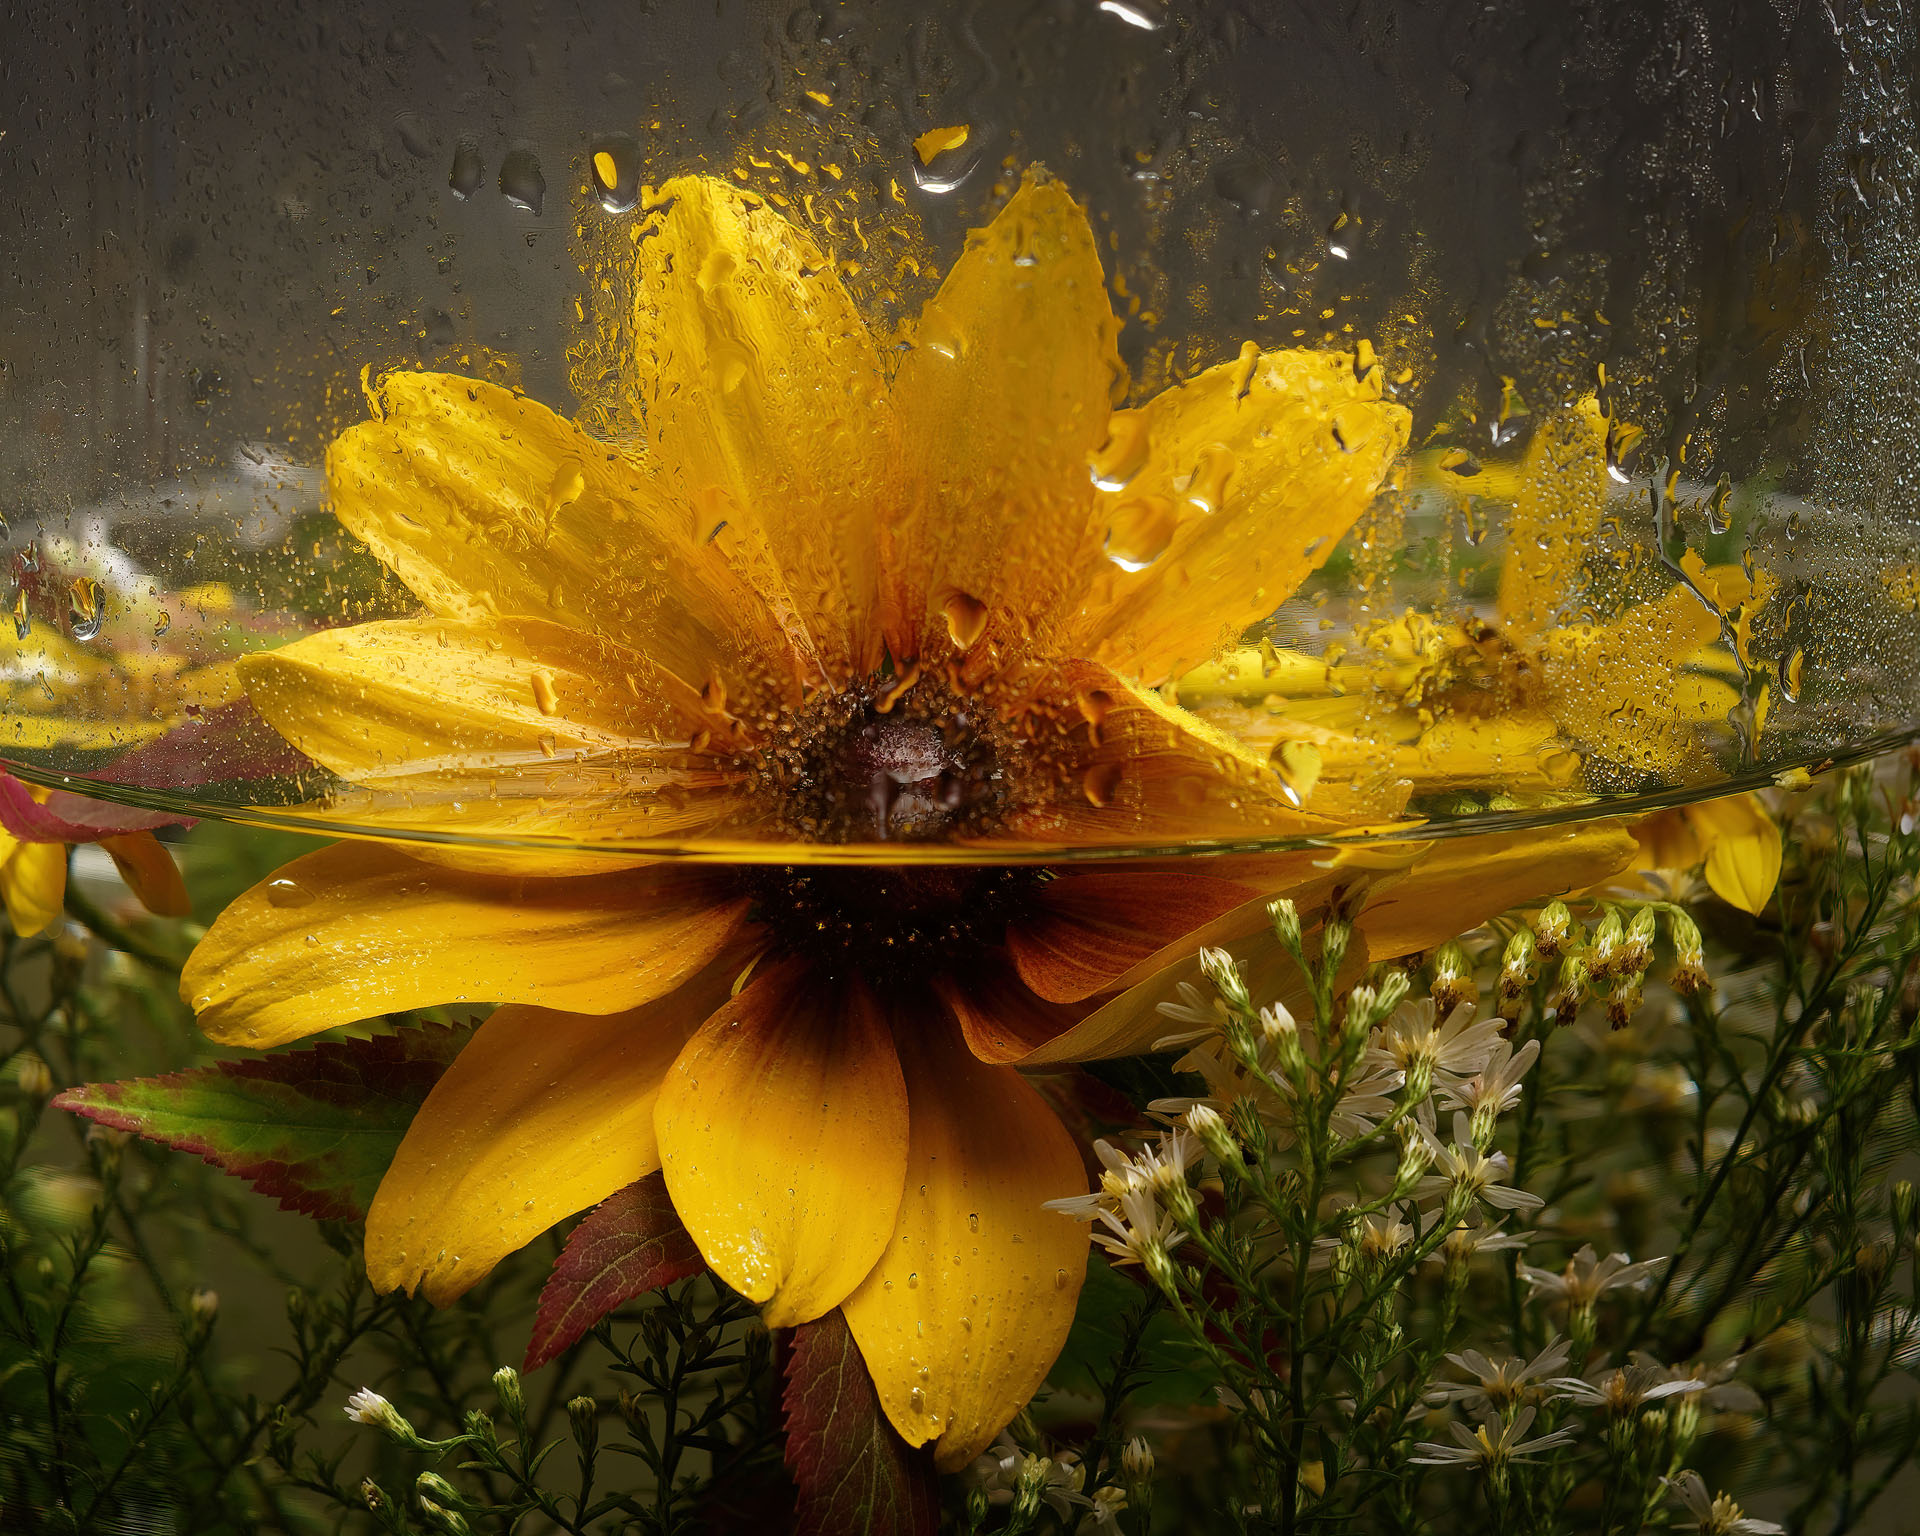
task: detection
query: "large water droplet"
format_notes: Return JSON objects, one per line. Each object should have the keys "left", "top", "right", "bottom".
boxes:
{"left": 1105, "top": 497, "right": 1178, "bottom": 571}
{"left": 589, "top": 137, "right": 640, "bottom": 213}
{"left": 449, "top": 141, "right": 485, "bottom": 199}
{"left": 1182, "top": 443, "right": 1235, "bottom": 515}
{"left": 67, "top": 577, "right": 102, "bottom": 641}
{"left": 1090, "top": 409, "right": 1152, "bottom": 492}
{"left": 499, "top": 148, "right": 546, "bottom": 215}
{"left": 943, "top": 592, "right": 989, "bottom": 652}
{"left": 265, "top": 877, "right": 314, "bottom": 909}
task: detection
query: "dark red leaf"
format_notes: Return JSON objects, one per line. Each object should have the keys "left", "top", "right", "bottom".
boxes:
{"left": 782, "top": 1308, "right": 938, "bottom": 1536}
{"left": 53, "top": 1025, "right": 466, "bottom": 1221}
{"left": 0, "top": 771, "right": 195, "bottom": 843}
{"left": 524, "top": 1172, "right": 704, "bottom": 1371}
{"left": 96, "top": 699, "right": 314, "bottom": 790}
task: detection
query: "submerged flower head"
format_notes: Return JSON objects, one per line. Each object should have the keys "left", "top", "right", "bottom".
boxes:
{"left": 175, "top": 171, "right": 1639, "bottom": 1470}
{"left": 1409, "top": 1404, "right": 1578, "bottom": 1471}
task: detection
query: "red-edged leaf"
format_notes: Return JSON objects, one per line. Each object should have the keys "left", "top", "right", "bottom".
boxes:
{"left": 53, "top": 1025, "right": 467, "bottom": 1221}
{"left": 782, "top": 1308, "right": 938, "bottom": 1536}
{"left": 525, "top": 1173, "right": 704, "bottom": 1371}
{"left": 0, "top": 771, "right": 195, "bottom": 843}
{"left": 96, "top": 700, "right": 314, "bottom": 790}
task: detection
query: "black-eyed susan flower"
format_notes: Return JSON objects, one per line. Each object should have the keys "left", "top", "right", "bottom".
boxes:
{"left": 178, "top": 171, "right": 1635, "bottom": 1468}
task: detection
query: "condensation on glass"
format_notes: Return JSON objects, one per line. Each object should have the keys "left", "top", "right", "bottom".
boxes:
{"left": 2, "top": 0, "right": 1917, "bottom": 861}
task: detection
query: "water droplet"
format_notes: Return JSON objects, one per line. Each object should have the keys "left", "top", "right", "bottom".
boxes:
{"left": 1104, "top": 497, "right": 1178, "bottom": 571}
{"left": 1083, "top": 761, "right": 1124, "bottom": 808}
{"left": 943, "top": 591, "right": 989, "bottom": 652}
{"left": 449, "top": 141, "right": 485, "bottom": 199}
{"left": 908, "top": 1387, "right": 926, "bottom": 1414}
{"left": 1054, "top": 1267, "right": 1071, "bottom": 1290}
{"left": 531, "top": 669, "right": 560, "bottom": 717}
{"left": 967, "top": 1211, "right": 980, "bottom": 1233}
{"left": 916, "top": 304, "right": 967, "bottom": 361}
{"left": 1274, "top": 740, "right": 1322, "bottom": 807}
{"left": 1182, "top": 443, "right": 1235, "bottom": 515}
{"left": 906, "top": 1271, "right": 920, "bottom": 1289}
{"left": 1439, "top": 447, "right": 1482, "bottom": 478}
{"left": 265, "top": 878, "right": 314, "bottom": 909}
{"left": 913, "top": 124, "right": 970, "bottom": 165}
{"left": 499, "top": 148, "right": 546, "bottom": 215}
{"left": 589, "top": 137, "right": 640, "bottom": 213}
{"left": 67, "top": 577, "right": 102, "bottom": 641}
{"left": 152, "top": 611, "right": 171, "bottom": 638}
{"left": 1097, "top": 0, "right": 1166, "bottom": 29}
{"left": 1707, "top": 474, "right": 1734, "bottom": 535}
{"left": 548, "top": 459, "right": 586, "bottom": 515}
{"left": 10, "top": 589, "right": 29, "bottom": 640}
{"left": 909, "top": 125, "right": 984, "bottom": 195}
{"left": 1781, "top": 647, "right": 1806, "bottom": 703}
{"left": 1090, "top": 409, "right": 1152, "bottom": 492}
{"left": 393, "top": 111, "right": 433, "bottom": 161}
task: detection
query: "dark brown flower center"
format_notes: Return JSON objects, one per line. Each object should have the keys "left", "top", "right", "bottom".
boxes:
{"left": 746, "top": 863, "right": 1046, "bottom": 988}
{"left": 749, "top": 672, "right": 1016, "bottom": 844}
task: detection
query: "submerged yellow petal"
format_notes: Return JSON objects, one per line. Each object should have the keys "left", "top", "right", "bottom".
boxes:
{"left": 327, "top": 371, "right": 801, "bottom": 708}
{"left": 100, "top": 831, "right": 189, "bottom": 918}
{"left": 630, "top": 176, "right": 894, "bottom": 679}
{"left": 655, "top": 960, "right": 908, "bottom": 1328}
{"left": 0, "top": 839, "right": 65, "bottom": 937}
{"left": 842, "top": 1012, "right": 1088, "bottom": 1471}
{"left": 887, "top": 173, "right": 1119, "bottom": 661}
{"left": 365, "top": 971, "right": 728, "bottom": 1305}
{"left": 1071, "top": 346, "right": 1410, "bottom": 686}
{"left": 183, "top": 843, "right": 748, "bottom": 1047}
{"left": 240, "top": 617, "right": 713, "bottom": 782}
{"left": 1689, "top": 792, "right": 1781, "bottom": 913}
{"left": 1355, "top": 822, "right": 1639, "bottom": 959}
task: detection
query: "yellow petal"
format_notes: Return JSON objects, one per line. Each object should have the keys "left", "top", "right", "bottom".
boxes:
{"left": 183, "top": 843, "right": 748, "bottom": 1047}
{"left": 240, "top": 617, "right": 717, "bottom": 782}
{"left": 0, "top": 840, "right": 66, "bottom": 936}
{"left": 630, "top": 177, "right": 894, "bottom": 679}
{"left": 1355, "top": 822, "right": 1639, "bottom": 959}
{"left": 1628, "top": 807, "right": 1706, "bottom": 873}
{"left": 99, "top": 832, "right": 189, "bottom": 917}
{"left": 1002, "top": 661, "right": 1336, "bottom": 849}
{"left": 366, "top": 968, "right": 730, "bottom": 1305}
{"left": 841, "top": 1011, "right": 1088, "bottom": 1471}
{"left": 655, "top": 960, "right": 908, "bottom": 1328}
{"left": 1070, "top": 346, "right": 1410, "bottom": 686}
{"left": 886, "top": 173, "right": 1119, "bottom": 661}
{"left": 1688, "top": 792, "right": 1781, "bottom": 914}
{"left": 327, "top": 370, "right": 801, "bottom": 708}
{"left": 1004, "top": 871, "right": 1254, "bottom": 1002}
{"left": 1497, "top": 397, "right": 1608, "bottom": 645}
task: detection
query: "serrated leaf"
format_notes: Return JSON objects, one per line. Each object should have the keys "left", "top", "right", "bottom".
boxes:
{"left": 53, "top": 1025, "right": 466, "bottom": 1221}
{"left": 782, "top": 1308, "right": 937, "bottom": 1536}
{"left": 524, "top": 1172, "right": 703, "bottom": 1371}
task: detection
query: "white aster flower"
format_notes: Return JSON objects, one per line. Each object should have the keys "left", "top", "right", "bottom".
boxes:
{"left": 1668, "top": 1470, "right": 1785, "bottom": 1534}
{"left": 1435, "top": 1037, "right": 1541, "bottom": 1118}
{"left": 1414, "top": 1112, "right": 1544, "bottom": 1213}
{"left": 1544, "top": 1363, "right": 1705, "bottom": 1415}
{"left": 1428, "top": 1337, "right": 1571, "bottom": 1415}
{"left": 1409, "top": 1404, "right": 1578, "bottom": 1469}
{"left": 1369, "top": 998, "right": 1506, "bottom": 1081}
{"left": 1520, "top": 1244, "right": 1664, "bottom": 1305}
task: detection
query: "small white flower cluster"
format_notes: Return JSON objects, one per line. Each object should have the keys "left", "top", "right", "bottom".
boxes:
{"left": 966, "top": 1434, "right": 1129, "bottom": 1532}
{"left": 1044, "top": 1129, "right": 1202, "bottom": 1282}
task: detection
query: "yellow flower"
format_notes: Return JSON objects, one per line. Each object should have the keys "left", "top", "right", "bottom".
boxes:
{"left": 0, "top": 772, "right": 190, "bottom": 936}
{"left": 1627, "top": 793, "right": 1782, "bottom": 914}
{"left": 180, "top": 172, "right": 1636, "bottom": 1468}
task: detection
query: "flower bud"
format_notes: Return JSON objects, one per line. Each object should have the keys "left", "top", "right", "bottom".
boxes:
{"left": 344, "top": 1388, "right": 426, "bottom": 1448}
{"left": 189, "top": 1288, "right": 219, "bottom": 1327}
{"left": 567, "top": 1395, "right": 599, "bottom": 1455}
{"left": 1605, "top": 973, "right": 1643, "bottom": 1031}
{"left": 416, "top": 1472, "right": 462, "bottom": 1507}
{"left": 1668, "top": 907, "right": 1709, "bottom": 995}
{"left": 1267, "top": 896, "right": 1302, "bottom": 954}
{"left": 1371, "top": 968, "right": 1412, "bottom": 1024}
{"left": 1260, "top": 1005, "right": 1310, "bottom": 1086}
{"left": 1497, "top": 927, "right": 1537, "bottom": 1007}
{"left": 1548, "top": 951, "right": 1590, "bottom": 1027}
{"left": 1588, "top": 907, "right": 1625, "bottom": 976}
{"left": 1122, "top": 1435, "right": 1154, "bottom": 1485}
{"left": 492, "top": 1365, "right": 524, "bottom": 1421}
{"left": 1186, "top": 1103, "right": 1239, "bottom": 1166}
{"left": 361, "top": 1478, "right": 388, "bottom": 1513}
{"left": 1430, "top": 941, "right": 1475, "bottom": 1013}
{"left": 1533, "top": 899, "right": 1572, "bottom": 958}
{"left": 1620, "top": 906, "right": 1657, "bottom": 974}
{"left": 1197, "top": 947, "right": 1251, "bottom": 1015}
{"left": 417, "top": 1497, "right": 472, "bottom": 1536}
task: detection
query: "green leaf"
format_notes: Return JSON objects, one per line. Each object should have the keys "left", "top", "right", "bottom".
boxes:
{"left": 53, "top": 1025, "right": 467, "bottom": 1222}
{"left": 1049, "top": 1252, "right": 1212, "bottom": 1408}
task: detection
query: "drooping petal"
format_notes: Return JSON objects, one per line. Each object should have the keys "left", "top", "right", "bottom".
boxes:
{"left": 1068, "top": 346, "right": 1410, "bottom": 686}
{"left": 629, "top": 176, "right": 895, "bottom": 679}
{"left": 0, "top": 839, "right": 65, "bottom": 937}
{"left": 937, "top": 957, "right": 1098, "bottom": 1064}
{"left": 1496, "top": 397, "right": 1609, "bottom": 646}
{"left": 1687, "top": 793, "right": 1781, "bottom": 914}
{"left": 654, "top": 959, "right": 908, "bottom": 1328}
{"left": 841, "top": 1008, "right": 1088, "bottom": 1471}
{"left": 365, "top": 966, "right": 732, "bottom": 1305}
{"left": 326, "top": 371, "right": 802, "bottom": 708}
{"left": 99, "top": 832, "right": 190, "bottom": 918}
{"left": 1002, "top": 660, "right": 1337, "bottom": 849}
{"left": 1354, "top": 823, "right": 1639, "bottom": 960}
{"left": 1004, "top": 871, "right": 1254, "bottom": 1003}
{"left": 1628, "top": 807, "right": 1706, "bottom": 873}
{"left": 182, "top": 843, "right": 749, "bottom": 1048}
{"left": 886, "top": 173, "right": 1120, "bottom": 661}
{"left": 240, "top": 616, "right": 723, "bottom": 781}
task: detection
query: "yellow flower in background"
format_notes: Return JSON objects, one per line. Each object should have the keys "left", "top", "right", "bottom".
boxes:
{"left": 0, "top": 773, "right": 190, "bottom": 935}
{"left": 1627, "top": 792, "right": 1783, "bottom": 914}
{"left": 179, "top": 171, "right": 1639, "bottom": 1468}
